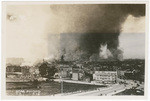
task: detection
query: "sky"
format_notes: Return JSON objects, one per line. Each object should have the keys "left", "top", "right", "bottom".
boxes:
{"left": 5, "top": 4, "right": 145, "bottom": 64}
{"left": 119, "top": 15, "right": 145, "bottom": 59}
{"left": 6, "top": 5, "right": 50, "bottom": 63}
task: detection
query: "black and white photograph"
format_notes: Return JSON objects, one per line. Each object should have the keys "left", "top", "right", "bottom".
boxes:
{"left": 1, "top": 1, "right": 148, "bottom": 99}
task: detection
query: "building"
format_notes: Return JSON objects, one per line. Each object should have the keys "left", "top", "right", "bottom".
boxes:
{"left": 6, "top": 66, "right": 21, "bottom": 78}
{"left": 72, "top": 68, "right": 85, "bottom": 80}
{"left": 6, "top": 65, "right": 33, "bottom": 82}
{"left": 72, "top": 72, "right": 79, "bottom": 80}
{"left": 6, "top": 72, "right": 22, "bottom": 79}
{"left": 20, "top": 66, "right": 33, "bottom": 79}
{"left": 54, "top": 64, "right": 72, "bottom": 79}
{"left": 93, "top": 71, "right": 117, "bottom": 84}
{"left": 59, "top": 66, "right": 72, "bottom": 78}
{"left": 6, "top": 66, "right": 21, "bottom": 72}
{"left": 117, "top": 70, "right": 126, "bottom": 79}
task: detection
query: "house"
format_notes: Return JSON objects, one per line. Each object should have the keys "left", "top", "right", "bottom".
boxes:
{"left": 6, "top": 72, "right": 22, "bottom": 79}
{"left": 20, "top": 66, "right": 33, "bottom": 79}
{"left": 59, "top": 66, "right": 72, "bottom": 79}
{"left": 6, "top": 65, "right": 33, "bottom": 82}
{"left": 93, "top": 71, "right": 117, "bottom": 84}
{"left": 72, "top": 68, "right": 84, "bottom": 80}
{"left": 72, "top": 71, "right": 79, "bottom": 80}
{"left": 117, "top": 70, "right": 126, "bottom": 79}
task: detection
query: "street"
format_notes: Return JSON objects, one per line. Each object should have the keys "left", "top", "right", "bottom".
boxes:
{"left": 65, "top": 81, "right": 135, "bottom": 96}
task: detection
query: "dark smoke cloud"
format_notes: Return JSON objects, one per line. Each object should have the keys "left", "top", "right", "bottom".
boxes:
{"left": 49, "top": 4, "right": 145, "bottom": 61}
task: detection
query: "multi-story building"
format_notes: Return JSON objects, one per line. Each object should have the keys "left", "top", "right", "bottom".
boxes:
{"left": 93, "top": 71, "right": 117, "bottom": 84}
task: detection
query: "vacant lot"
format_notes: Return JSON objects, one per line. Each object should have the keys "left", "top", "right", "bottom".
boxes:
{"left": 6, "top": 81, "right": 105, "bottom": 96}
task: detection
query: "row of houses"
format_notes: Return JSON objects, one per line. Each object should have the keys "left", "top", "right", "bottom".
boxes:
{"left": 6, "top": 63, "right": 133, "bottom": 84}
{"left": 55, "top": 64, "right": 139, "bottom": 84}
{"left": 54, "top": 65, "right": 118, "bottom": 84}
{"left": 6, "top": 66, "right": 39, "bottom": 82}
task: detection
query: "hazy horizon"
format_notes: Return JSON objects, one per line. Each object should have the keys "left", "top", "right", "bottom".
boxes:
{"left": 6, "top": 4, "right": 145, "bottom": 64}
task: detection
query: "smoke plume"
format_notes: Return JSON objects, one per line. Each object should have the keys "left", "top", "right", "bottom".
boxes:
{"left": 49, "top": 4, "right": 145, "bottom": 61}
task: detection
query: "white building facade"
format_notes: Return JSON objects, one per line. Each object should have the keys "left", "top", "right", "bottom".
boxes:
{"left": 93, "top": 71, "right": 117, "bottom": 84}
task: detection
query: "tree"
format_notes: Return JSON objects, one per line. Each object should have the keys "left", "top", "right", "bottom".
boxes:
{"left": 39, "top": 62, "right": 47, "bottom": 77}
{"left": 39, "top": 62, "right": 58, "bottom": 78}
{"left": 47, "top": 65, "right": 57, "bottom": 78}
